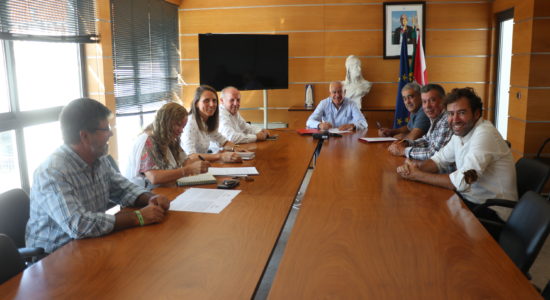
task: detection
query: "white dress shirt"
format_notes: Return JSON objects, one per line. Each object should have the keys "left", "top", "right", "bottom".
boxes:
{"left": 182, "top": 114, "right": 227, "bottom": 154}
{"left": 218, "top": 106, "right": 260, "bottom": 144}
{"left": 431, "top": 119, "right": 517, "bottom": 204}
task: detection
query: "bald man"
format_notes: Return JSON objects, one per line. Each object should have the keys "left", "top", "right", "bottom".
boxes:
{"left": 306, "top": 81, "right": 368, "bottom": 131}
{"left": 218, "top": 86, "right": 271, "bottom": 143}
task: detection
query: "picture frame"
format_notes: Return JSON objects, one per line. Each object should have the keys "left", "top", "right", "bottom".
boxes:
{"left": 383, "top": 2, "right": 426, "bottom": 59}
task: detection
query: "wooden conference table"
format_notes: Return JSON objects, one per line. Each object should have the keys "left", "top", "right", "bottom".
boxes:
{"left": 0, "top": 130, "right": 540, "bottom": 299}
{"left": 268, "top": 131, "right": 540, "bottom": 299}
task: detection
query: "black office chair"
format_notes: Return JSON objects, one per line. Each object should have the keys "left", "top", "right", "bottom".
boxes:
{"left": 536, "top": 137, "right": 550, "bottom": 167}
{"left": 498, "top": 191, "right": 550, "bottom": 277}
{"left": 0, "top": 234, "right": 25, "bottom": 284}
{"left": 0, "top": 188, "right": 44, "bottom": 261}
{"left": 543, "top": 280, "right": 550, "bottom": 300}
{"left": 474, "top": 158, "right": 550, "bottom": 222}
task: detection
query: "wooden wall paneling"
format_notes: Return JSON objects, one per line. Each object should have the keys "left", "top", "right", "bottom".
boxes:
{"left": 426, "top": 57, "right": 489, "bottom": 83}
{"left": 426, "top": 30, "right": 490, "bottom": 56}
{"left": 507, "top": 86, "right": 528, "bottom": 120}
{"left": 179, "top": 6, "right": 325, "bottom": 34}
{"left": 534, "top": 0, "right": 550, "bottom": 16}
{"left": 526, "top": 89, "right": 550, "bottom": 121}
{"left": 180, "top": 0, "right": 321, "bottom": 9}
{"left": 180, "top": 36, "right": 198, "bottom": 59}
{"left": 324, "top": 57, "right": 399, "bottom": 83}
{"left": 525, "top": 122, "right": 550, "bottom": 155}
{"left": 287, "top": 110, "right": 311, "bottom": 129}
{"left": 323, "top": 31, "right": 382, "bottom": 57}
{"left": 324, "top": 5, "right": 381, "bottom": 30}
{"left": 363, "top": 84, "right": 400, "bottom": 108}
{"left": 532, "top": 19, "right": 550, "bottom": 52}
{"left": 289, "top": 58, "right": 325, "bottom": 83}
{"left": 529, "top": 54, "right": 550, "bottom": 86}
{"left": 428, "top": 2, "right": 492, "bottom": 29}
{"left": 269, "top": 84, "right": 327, "bottom": 107}
{"left": 512, "top": 20, "right": 533, "bottom": 54}
{"left": 511, "top": 0, "right": 535, "bottom": 21}
{"left": 492, "top": 0, "right": 518, "bottom": 14}
{"left": 288, "top": 32, "right": 325, "bottom": 57}
{"left": 507, "top": 117, "right": 527, "bottom": 154}
{"left": 239, "top": 110, "right": 264, "bottom": 124}
{"left": 181, "top": 60, "right": 200, "bottom": 84}
{"left": 364, "top": 111, "right": 394, "bottom": 128}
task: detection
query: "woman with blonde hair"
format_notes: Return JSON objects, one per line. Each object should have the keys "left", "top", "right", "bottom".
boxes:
{"left": 182, "top": 85, "right": 242, "bottom": 162}
{"left": 124, "top": 102, "right": 209, "bottom": 188}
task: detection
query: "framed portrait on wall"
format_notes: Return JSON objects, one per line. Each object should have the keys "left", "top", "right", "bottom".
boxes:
{"left": 383, "top": 2, "right": 426, "bottom": 59}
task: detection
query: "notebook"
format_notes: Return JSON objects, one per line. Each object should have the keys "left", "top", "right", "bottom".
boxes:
{"left": 177, "top": 172, "right": 217, "bottom": 187}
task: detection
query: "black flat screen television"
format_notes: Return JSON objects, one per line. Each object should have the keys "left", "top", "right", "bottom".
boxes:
{"left": 198, "top": 34, "right": 288, "bottom": 91}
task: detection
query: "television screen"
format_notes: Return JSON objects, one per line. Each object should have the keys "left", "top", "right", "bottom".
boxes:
{"left": 198, "top": 34, "right": 288, "bottom": 91}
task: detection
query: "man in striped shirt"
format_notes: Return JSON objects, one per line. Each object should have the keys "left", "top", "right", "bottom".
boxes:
{"left": 26, "top": 98, "right": 170, "bottom": 254}
{"left": 388, "top": 84, "right": 453, "bottom": 160}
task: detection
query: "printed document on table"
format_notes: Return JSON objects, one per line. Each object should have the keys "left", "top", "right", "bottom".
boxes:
{"left": 328, "top": 128, "right": 352, "bottom": 134}
{"left": 359, "top": 137, "right": 398, "bottom": 142}
{"left": 170, "top": 188, "right": 241, "bottom": 214}
{"left": 208, "top": 167, "right": 259, "bottom": 176}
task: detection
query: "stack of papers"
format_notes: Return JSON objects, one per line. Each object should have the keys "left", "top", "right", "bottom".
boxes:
{"left": 328, "top": 128, "right": 352, "bottom": 134}
{"left": 359, "top": 137, "right": 398, "bottom": 143}
{"left": 236, "top": 151, "right": 255, "bottom": 160}
{"left": 170, "top": 188, "right": 241, "bottom": 214}
{"left": 208, "top": 167, "right": 259, "bottom": 176}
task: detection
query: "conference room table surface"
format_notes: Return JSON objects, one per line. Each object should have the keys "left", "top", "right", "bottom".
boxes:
{"left": 268, "top": 130, "right": 541, "bottom": 299}
{"left": 0, "top": 130, "right": 318, "bottom": 300}
{"left": 0, "top": 129, "right": 541, "bottom": 299}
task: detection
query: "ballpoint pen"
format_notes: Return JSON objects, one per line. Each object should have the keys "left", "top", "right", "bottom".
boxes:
{"left": 198, "top": 155, "right": 205, "bottom": 161}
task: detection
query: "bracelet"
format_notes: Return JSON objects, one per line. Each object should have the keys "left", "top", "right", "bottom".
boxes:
{"left": 134, "top": 210, "right": 145, "bottom": 226}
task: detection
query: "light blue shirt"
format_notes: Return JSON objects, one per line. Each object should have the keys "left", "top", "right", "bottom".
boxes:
{"left": 26, "top": 144, "right": 147, "bottom": 253}
{"left": 306, "top": 97, "right": 368, "bottom": 130}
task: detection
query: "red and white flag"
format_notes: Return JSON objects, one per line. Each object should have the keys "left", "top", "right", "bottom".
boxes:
{"left": 413, "top": 29, "right": 428, "bottom": 85}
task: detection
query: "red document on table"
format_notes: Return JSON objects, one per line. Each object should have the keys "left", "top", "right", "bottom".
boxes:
{"left": 296, "top": 128, "right": 320, "bottom": 135}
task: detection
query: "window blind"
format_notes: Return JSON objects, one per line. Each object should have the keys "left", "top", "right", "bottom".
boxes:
{"left": 0, "top": 0, "right": 98, "bottom": 43}
{"left": 111, "top": 0, "right": 180, "bottom": 115}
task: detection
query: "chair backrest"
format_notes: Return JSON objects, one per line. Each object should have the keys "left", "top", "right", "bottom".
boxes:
{"left": 515, "top": 158, "right": 550, "bottom": 198}
{"left": 0, "top": 188, "right": 30, "bottom": 248}
{"left": 0, "top": 234, "right": 25, "bottom": 284}
{"left": 499, "top": 191, "right": 550, "bottom": 275}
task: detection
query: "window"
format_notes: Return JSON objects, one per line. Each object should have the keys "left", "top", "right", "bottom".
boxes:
{"left": 0, "top": 0, "right": 97, "bottom": 193}
{"left": 111, "top": 0, "right": 180, "bottom": 169}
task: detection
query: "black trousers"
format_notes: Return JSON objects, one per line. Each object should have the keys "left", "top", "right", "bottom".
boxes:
{"left": 459, "top": 193, "right": 505, "bottom": 239}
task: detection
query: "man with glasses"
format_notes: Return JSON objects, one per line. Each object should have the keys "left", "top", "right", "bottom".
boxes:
{"left": 26, "top": 98, "right": 170, "bottom": 254}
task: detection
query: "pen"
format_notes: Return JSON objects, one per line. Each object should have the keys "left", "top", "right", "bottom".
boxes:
{"left": 198, "top": 155, "right": 205, "bottom": 161}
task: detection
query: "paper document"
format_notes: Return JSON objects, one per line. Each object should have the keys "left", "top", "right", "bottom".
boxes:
{"left": 359, "top": 137, "right": 398, "bottom": 142}
{"left": 328, "top": 128, "right": 351, "bottom": 134}
{"left": 208, "top": 167, "right": 259, "bottom": 176}
{"left": 170, "top": 188, "right": 241, "bottom": 214}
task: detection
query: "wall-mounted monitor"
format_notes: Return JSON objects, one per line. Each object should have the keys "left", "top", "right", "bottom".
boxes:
{"left": 198, "top": 34, "right": 289, "bottom": 91}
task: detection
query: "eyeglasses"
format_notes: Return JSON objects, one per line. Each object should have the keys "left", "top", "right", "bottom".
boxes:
{"left": 91, "top": 126, "right": 114, "bottom": 132}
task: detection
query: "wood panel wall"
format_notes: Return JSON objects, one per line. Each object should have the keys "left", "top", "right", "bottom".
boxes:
{"left": 493, "top": 0, "right": 550, "bottom": 159}
{"left": 178, "top": 0, "right": 493, "bottom": 127}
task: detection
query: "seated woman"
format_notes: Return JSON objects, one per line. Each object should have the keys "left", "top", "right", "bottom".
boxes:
{"left": 182, "top": 85, "right": 242, "bottom": 162}
{"left": 124, "top": 102, "right": 210, "bottom": 189}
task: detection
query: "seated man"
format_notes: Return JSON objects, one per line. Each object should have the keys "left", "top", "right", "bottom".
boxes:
{"left": 378, "top": 82, "right": 430, "bottom": 140}
{"left": 26, "top": 98, "right": 170, "bottom": 254}
{"left": 218, "top": 86, "right": 271, "bottom": 143}
{"left": 388, "top": 84, "right": 453, "bottom": 160}
{"left": 306, "top": 81, "right": 368, "bottom": 131}
{"left": 397, "top": 88, "right": 517, "bottom": 217}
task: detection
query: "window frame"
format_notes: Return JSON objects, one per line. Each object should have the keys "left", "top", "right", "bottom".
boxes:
{"left": 0, "top": 39, "right": 87, "bottom": 192}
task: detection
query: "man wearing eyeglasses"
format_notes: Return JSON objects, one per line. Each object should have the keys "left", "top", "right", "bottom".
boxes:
{"left": 26, "top": 98, "right": 170, "bottom": 254}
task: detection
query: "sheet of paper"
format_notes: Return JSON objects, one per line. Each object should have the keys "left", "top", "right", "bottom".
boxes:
{"left": 328, "top": 128, "right": 351, "bottom": 134}
{"left": 360, "top": 137, "right": 398, "bottom": 142}
{"left": 170, "top": 188, "right": 241, "bottom": 214}
{"left": 208, "top": 167, "right": 259, "bottom": 176}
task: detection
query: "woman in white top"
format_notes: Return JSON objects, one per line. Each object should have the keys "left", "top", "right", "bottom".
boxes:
{"left": 124, "top": 102, "right": 210, "bottom": 189}
{"left": 182, "top": 85, "right": 241, "bottom": 162}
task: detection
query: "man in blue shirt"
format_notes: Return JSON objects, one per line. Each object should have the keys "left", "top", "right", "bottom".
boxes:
{"left": 306, "top": 81, "right": 368, "bottom": 131}
{"left": 26, "top": 98, "right": 171, "bottom": 254}
{"left": 378, "top": 82, "right": 430, "bottom": 140}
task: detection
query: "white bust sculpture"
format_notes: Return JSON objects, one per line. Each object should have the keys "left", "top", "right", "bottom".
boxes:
{"left": 342, "top": 55, "right": 372, "bottom": 109}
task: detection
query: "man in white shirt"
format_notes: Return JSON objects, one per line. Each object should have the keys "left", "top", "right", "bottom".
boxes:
{"left": 397, "top": 87, "right": 517, "bottom": 217}
{"left": 218, "top": 86, "right": 271, "bottom": 144}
